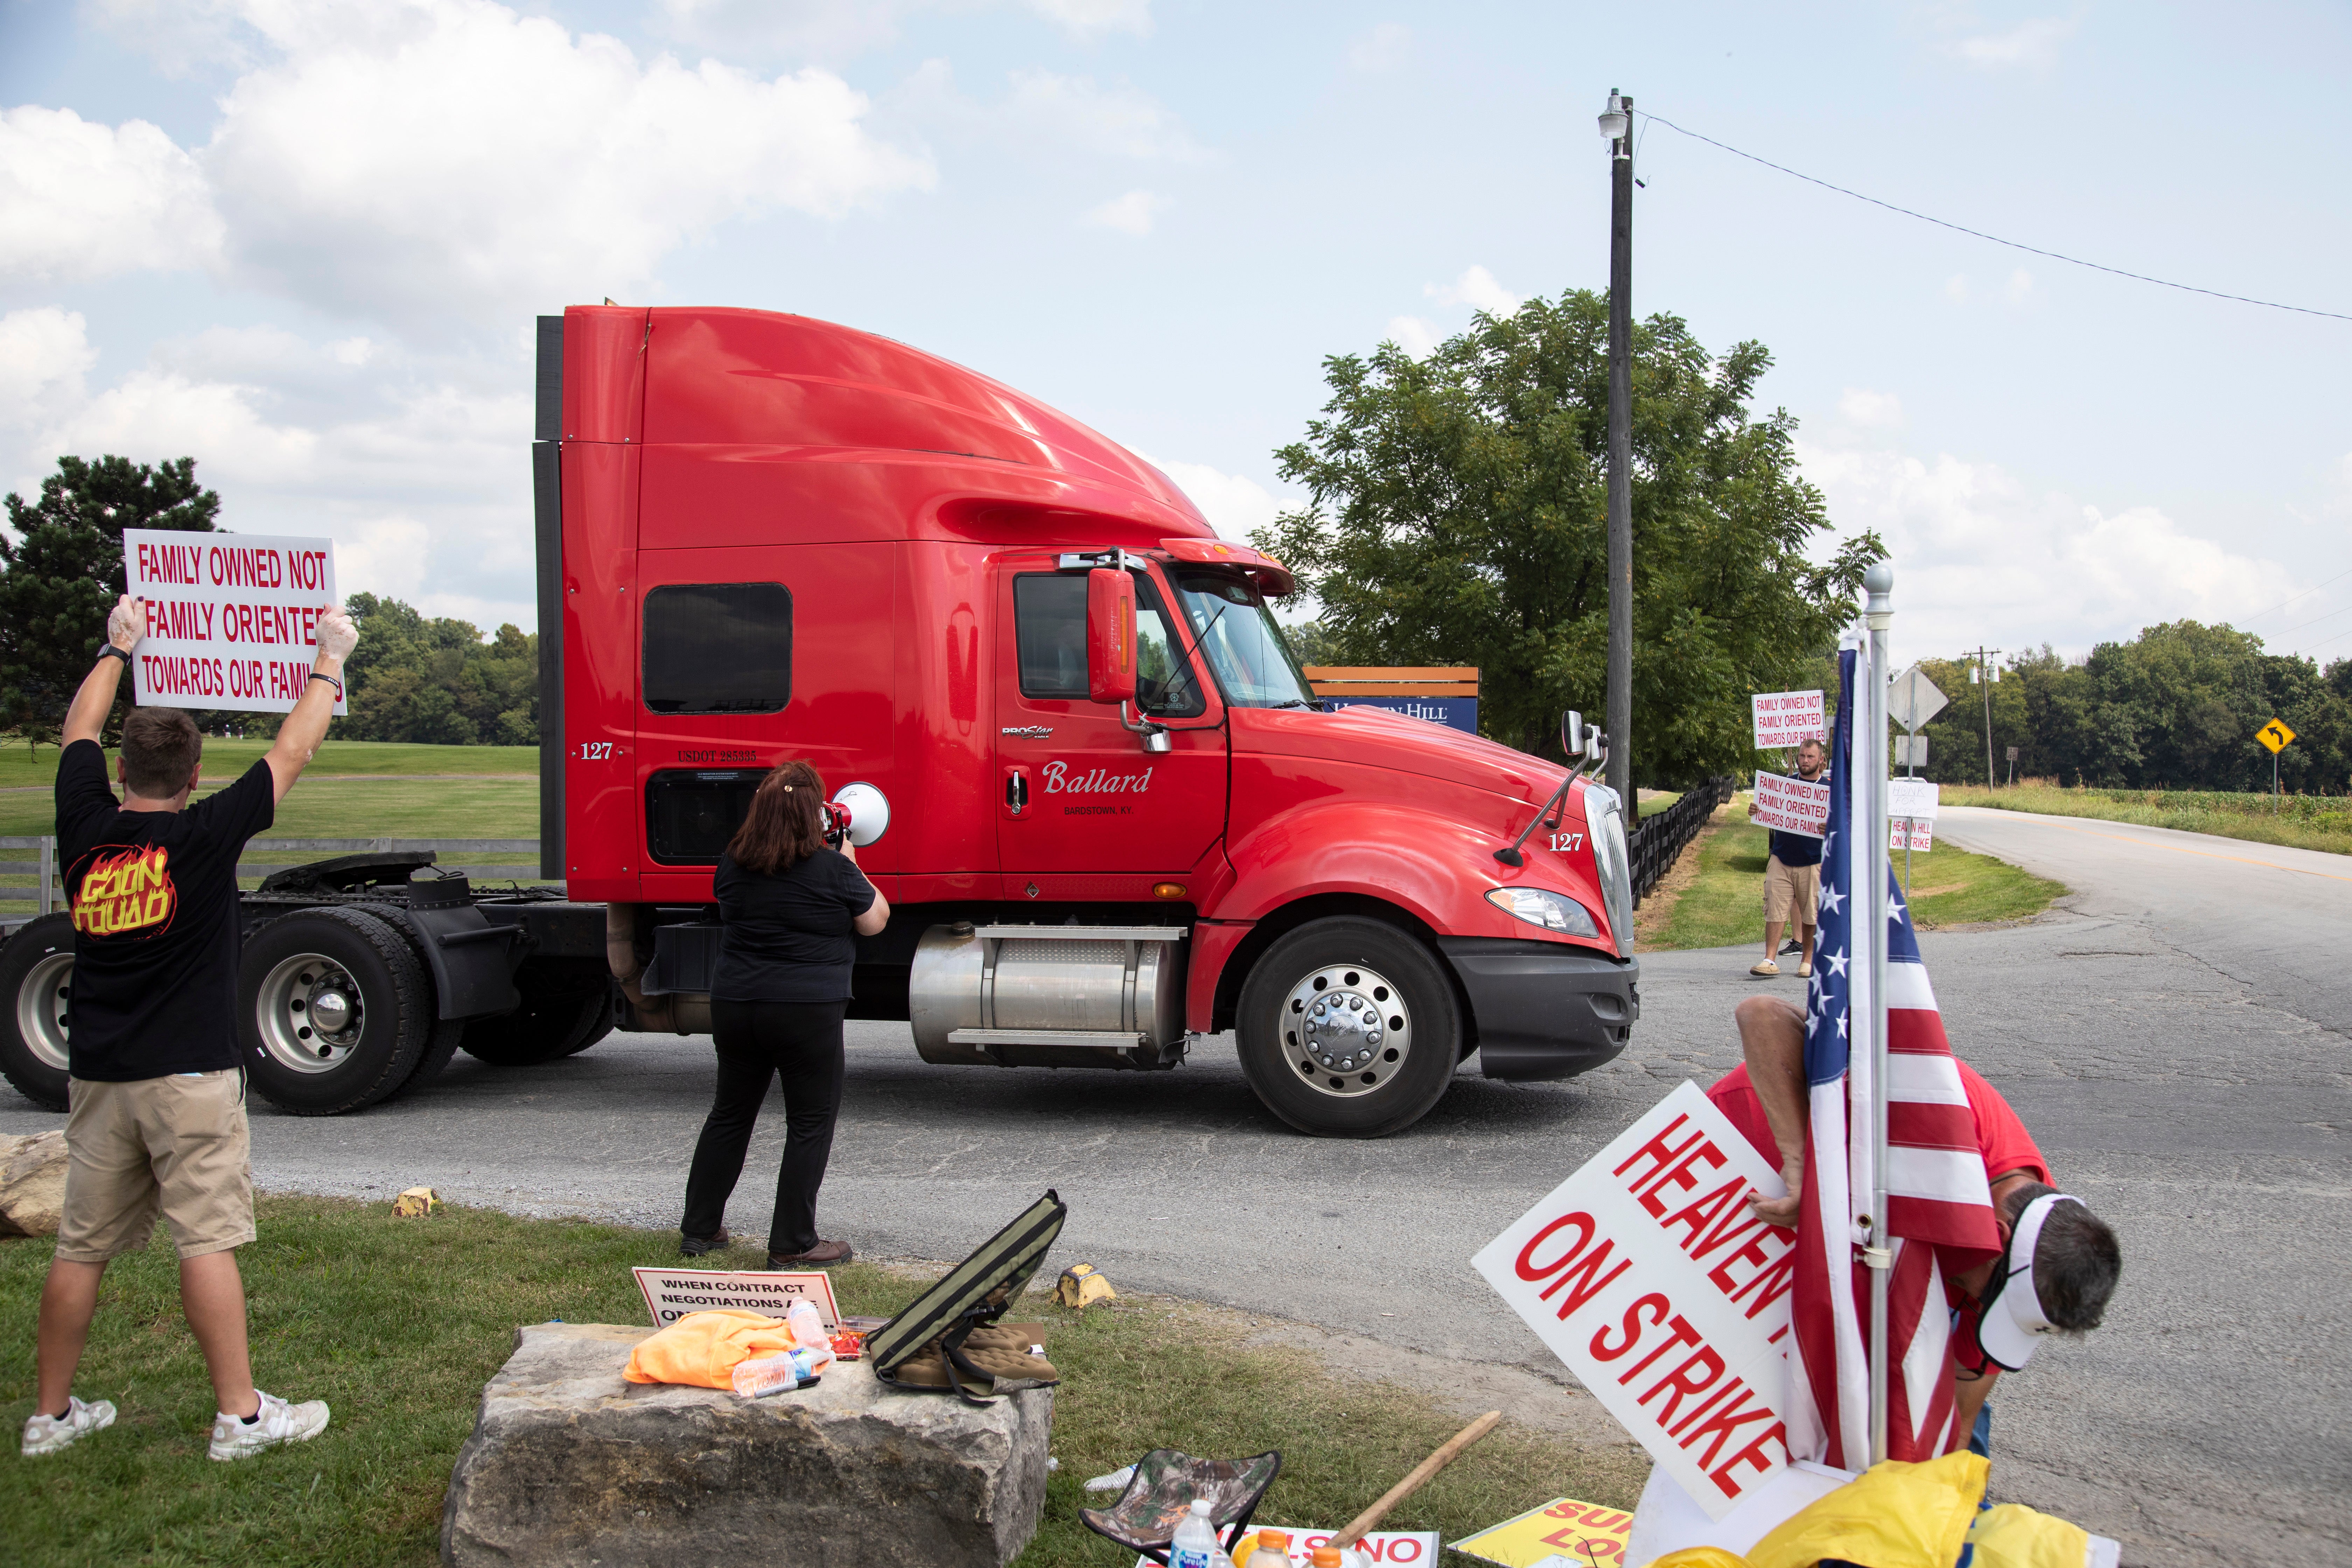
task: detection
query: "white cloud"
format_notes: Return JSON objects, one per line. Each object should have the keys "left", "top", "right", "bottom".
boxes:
{"left": 1385, "top": 316, "right": 1441, "bottom": 358}
{"left": 1427, "top": 264, "right": 1520, "bottom": 316}
{"left": 1945, "top": 274, "right": 1969, "bottom": 304}
{"left": 1954, "top": 17, "right": 2078, "bottom": 71}
{"left": 196, "top": 0, "right": 933, "bottom": 331}
{"left": 1023, "top": 0, "right": 1152, "bottom": 38}
{"left": 0, "top": 308, "right": 98, "bottom": 418}
{"left": 1837, "top": 388, "right": 1905, "bottom": 430}
{"left": 1138, "top": 453, "right": 1291, "bottom": 542}
{"left": 0, "top": 106, "right": 223, "bottom": 282}
{"left": 1346, "top": 23, "right": 1412, "bottom": 72}
{"left": 1083, "top": 188, "right": 1166, "bottom": 235}
{"left": 2002, "top": 267, "right": 2035, "bottom": 304}
{"left": 1801, "top": 440, "right": 2295, "bottom": 658}
{"left": 1002, "top": 69, "right": 1204, "bottom": 161}
{"left": 333, "top": 514, "right": 436, "bottom": 601}
{"left": 48, "top": 369, "right": 321, "bottom": 486}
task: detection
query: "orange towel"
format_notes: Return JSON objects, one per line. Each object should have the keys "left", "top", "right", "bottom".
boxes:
{"left": 623, "top": 1309, "right": 803, "bottom": 1388}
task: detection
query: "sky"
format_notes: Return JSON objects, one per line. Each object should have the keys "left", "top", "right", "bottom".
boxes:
{"left": 2, "top": 0, "right": 2348, "bottom": 674}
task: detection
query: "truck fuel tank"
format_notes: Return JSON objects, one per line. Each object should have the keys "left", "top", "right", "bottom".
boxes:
{"left": 910, "top": 923, "right": 1187, "bottom": 1071}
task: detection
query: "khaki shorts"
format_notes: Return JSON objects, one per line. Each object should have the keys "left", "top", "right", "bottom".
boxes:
{"left": 1763, "top": 855, "right": 1822, "bottom": 927}
{"left": 57, "top": 1071, "right": 254, "bottom": 1264}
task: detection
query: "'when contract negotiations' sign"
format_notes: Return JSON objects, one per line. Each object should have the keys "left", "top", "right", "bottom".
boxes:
{"left": 1749, "top": 772, "right": 1830, "bottom": 840}
{"left": 1750, "top": 690, "right": 1825, "bottom": 749}
{"left": 1473, "top": 1082, "right": 1796, "bottom": 1521}
{"left": 124, "top": 528, "right": 344, "bottom": 715}
{"left": 632, "top": 1267, "right": 841, "bottom": 1329}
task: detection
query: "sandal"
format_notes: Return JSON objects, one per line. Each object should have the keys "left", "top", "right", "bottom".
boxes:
{"left": 1749, "top": 960, "right": 1780, "bottom": 977}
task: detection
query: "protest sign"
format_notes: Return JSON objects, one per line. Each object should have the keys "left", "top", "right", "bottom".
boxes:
{"left": 1472, "top": 1082, "right": 1795, "bottom": 1521}
{"left": 1887, "top": 779, "right": 1939, "bottom": 821}
{"left": 1451, "top": 1496, "right": 1634, "bottom": 1567}
{"left": 1748, "top": 772, "right": 1830, "bottom": 840}
{"left": 1204, "top": 1529, "right": 1439, "bottom": 1568}
{"left": 1891, "top": 820, "right": 1933, "bottom": 853}
{"left": 632, "top": 1267, "right": 841, "bottom": 1330}
{"left": 124, "top": 528, "right": 345, "bottom": 715}
{"left": 1749, "top": 690, "right": 1825, "bottom": 750}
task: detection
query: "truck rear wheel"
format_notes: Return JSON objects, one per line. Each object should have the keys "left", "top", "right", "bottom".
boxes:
{"left": 1236, "top": 917, "right": 1460, "bottom": 1138}
{"left": 240, "top": 909, "right": 434, "bottom": 1115}
{"left": 0, "top": 914, "right": 76, "bottom": 1110}
{"left": 460, "top": 987, "right": 611, "bottom": 1067}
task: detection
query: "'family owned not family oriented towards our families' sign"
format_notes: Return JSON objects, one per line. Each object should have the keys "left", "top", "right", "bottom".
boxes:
{"left": 1474, "top": 1082, "right": 1797, "bottom": 1521}
{"left": 123, "top": 528, "right": 345, "bottom": 716}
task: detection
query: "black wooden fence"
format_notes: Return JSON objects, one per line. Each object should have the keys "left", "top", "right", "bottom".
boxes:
{"left": 1629, "top": 777, "right": 1737, "bottom": 905}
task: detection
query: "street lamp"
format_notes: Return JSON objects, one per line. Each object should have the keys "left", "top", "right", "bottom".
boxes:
{"left": 1598, "top": 90, "right": 1634, "bottom": 813}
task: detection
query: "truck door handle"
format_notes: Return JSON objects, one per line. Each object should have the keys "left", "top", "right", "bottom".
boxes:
{"left": 1005, "top": 769, "right": 1029, "bottom": 817}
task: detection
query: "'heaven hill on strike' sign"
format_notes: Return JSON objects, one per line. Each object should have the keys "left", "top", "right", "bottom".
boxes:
{"left": 1474, "top": 1082, "right": 1797, "bottom": 1521}
{"left": 125, "top": 528, "right": 345, "bottom": 716}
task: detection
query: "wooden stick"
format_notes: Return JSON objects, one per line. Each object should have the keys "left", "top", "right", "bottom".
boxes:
{"left": 1330, "top": 1410, "right": 1502, "bottom": 1548}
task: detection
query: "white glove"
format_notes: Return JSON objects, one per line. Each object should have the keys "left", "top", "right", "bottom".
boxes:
{"left": 107, "top": 593, "right": 145, "bottom": 652}
{"left": 315, "top": 605, "right": 358, "bottom": 664}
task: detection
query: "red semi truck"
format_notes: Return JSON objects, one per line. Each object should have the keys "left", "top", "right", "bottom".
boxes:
{"left": 0, "top": 304, "right": 1639, "bottom": 1138}
{"left": 544, "top": 305, "right": 1639, "bottom": 1136}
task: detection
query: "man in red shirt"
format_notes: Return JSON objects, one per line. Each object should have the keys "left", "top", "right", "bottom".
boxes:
{"left": 1709, "top": 995, "right": 2121, "bottom": 1451}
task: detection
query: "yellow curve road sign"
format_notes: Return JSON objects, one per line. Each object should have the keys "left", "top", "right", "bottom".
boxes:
{"left": 2258, "top": 718, "right": 2296, "bottom": 754}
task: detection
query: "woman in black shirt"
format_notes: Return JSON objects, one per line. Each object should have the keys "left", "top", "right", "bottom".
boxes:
{"left": 679, "top": 760, "right": 888, "bottom": 1266}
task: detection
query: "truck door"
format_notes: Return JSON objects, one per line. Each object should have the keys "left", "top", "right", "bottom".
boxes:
{"left": 994, "top": 562, "right": 1226, "bottom": 882}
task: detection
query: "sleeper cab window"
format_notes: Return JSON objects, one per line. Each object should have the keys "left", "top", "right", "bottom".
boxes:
{"left": 1013, "top": 572, "right": 1204, "bottom": 718}
{"left": 643, "top": 582, "right": 792, "bottom": 715}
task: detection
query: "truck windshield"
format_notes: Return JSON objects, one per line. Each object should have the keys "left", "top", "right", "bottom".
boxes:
{"left": 1164, "top": 569, "right": 1319, "bottom": 710}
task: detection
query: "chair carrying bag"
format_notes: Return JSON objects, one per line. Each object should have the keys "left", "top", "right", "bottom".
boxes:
{"left": 867, "top": 1189, "right": 1068, "bottom": 1404}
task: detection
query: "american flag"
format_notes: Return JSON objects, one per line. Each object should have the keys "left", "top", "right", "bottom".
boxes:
{"left": 1785, "top": 646, "right": 2005, "bottom": 1468}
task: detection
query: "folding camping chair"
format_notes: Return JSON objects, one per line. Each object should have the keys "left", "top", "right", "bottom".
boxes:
{"left": 866, "top": 1189, "right": 1069, "bottom": 1404}
{"left": 1079, "top": 1449, "right": 1284, "bottom": 1565}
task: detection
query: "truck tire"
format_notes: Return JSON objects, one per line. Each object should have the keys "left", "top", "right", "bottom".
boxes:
{"left": 385, "top": 1018, "right": 468, "bottom": 1100}
{"left": 1235, "top": 916, "right": 1461, "bottom": 1138}
{"left": 460, "top": 987, "right": 610, "bottom": 1067}
{"left": 0, "top": 914, "right": 76, "bottom": 1111}
{"left": 240, "top": 908, "right": 434, "bottom": 1115}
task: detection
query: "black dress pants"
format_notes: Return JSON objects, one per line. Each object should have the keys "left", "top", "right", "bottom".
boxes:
{"left": 680, "top": 999, "right": 847, "bottom": 1257}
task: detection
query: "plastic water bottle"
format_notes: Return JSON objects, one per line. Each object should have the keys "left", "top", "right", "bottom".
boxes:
{"left": 786, "top": 1299, "right": 827, "bottom": 1349}
{"left": 1170, "top": 1500, "right": 1220, "bottom": 1568}
{"left": 732, "top": 1347, "right": 828, "bottom": 1398}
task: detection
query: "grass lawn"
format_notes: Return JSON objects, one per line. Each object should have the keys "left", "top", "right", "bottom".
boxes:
{"left": 1941, "top": 782, "right": 2352, "bottom": 857}
{"left": 3, "top": 1198, "right": 1638, "bottom": 1567}
{"left": 1654, "top": 796, "right": 2065, "bottom": 952}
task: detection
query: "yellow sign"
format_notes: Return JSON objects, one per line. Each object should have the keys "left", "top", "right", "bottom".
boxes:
{"left": 1451, "top": 1496, "right": 1635, "bottom": 1567}
{"left": 2257, "top": 718, "right": 2295, "bottom": 754}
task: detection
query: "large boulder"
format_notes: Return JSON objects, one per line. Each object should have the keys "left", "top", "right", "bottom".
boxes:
{"left": 441, "top": 1322, "right": 1052, "bottom": 1568}
{"left": 0, "top": 1130, "right": 68, "bottom": 1238}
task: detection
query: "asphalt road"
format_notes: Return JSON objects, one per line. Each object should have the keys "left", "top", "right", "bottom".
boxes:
{"left": 3, "top": 806, "right": 2344, "bottom": 1563}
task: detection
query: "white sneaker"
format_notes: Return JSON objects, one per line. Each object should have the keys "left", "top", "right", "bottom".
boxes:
{"left": 22, "top": 1395, "right": 117, "bottom": 1457}
{"left": 208, "top": 1389, "right": 330, "bottom": 1461}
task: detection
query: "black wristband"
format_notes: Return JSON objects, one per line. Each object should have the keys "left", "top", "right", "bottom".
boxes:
{"left": 308, "top": 672, "right": 344, "bottom": 701}
{"left": 98, "top": 645, "right": 133, "bottom": 666}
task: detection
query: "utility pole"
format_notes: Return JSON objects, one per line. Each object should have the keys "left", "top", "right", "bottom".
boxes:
{"left": 1968, "top": 645, "right": 2003, "bottom": 791}
{"left": 1599, "top": 89, "right": 1635, "bottom": 813}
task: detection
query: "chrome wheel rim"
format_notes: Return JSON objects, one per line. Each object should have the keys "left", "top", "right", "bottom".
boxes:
{"left": 1281, "top": 963, "right": 1411, "bottom": 1099}
{"left": 16, "top": 952, "right": 73, "bottom": 1071}
{"left": 255, "top": 952, "right": 365, "bottom": 1074}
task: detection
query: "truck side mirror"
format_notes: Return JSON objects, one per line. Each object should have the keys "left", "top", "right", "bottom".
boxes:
{"left": 1562, "top": 709, "right": 1584, "bottom": 757}
{"left": 1085, "top": 569, "right": 1137, "bottom": 705}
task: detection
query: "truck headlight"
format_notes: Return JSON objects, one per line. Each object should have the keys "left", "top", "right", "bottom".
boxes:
{"left": 1485, "top": 886, "right": 1601, "bottom": 938}
{"left": 1582, "top": 784, "right": 1635, "bottom": 958}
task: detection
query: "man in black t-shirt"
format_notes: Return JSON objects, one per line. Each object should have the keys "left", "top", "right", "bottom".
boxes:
{"left": 24, "top": 593, "right": 356, "bottom": 1463}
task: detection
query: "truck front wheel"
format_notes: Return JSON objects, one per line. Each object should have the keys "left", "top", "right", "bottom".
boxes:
{"left": 0, "top": 914, "right": 76, "bottom": 1111}
{"left": 1236, "top": 917, "right": 1460, "bottom": 1138}
{"left": 240, "top": 909, "right": 434, "bottom": 1115}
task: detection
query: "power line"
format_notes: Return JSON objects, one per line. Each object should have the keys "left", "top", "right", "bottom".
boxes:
{"left": 2279, "top": 600, "right": 2352, "bottom": 638}
{"left": 2240, "top": 564, "right": 2352, "bottom": 624}
{"left": 1640, "top": 113, "right": 2352, "bottom": 323}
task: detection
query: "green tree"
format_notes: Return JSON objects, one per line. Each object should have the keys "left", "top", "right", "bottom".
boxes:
{"left": 1256, "top": 293, "right": 1881, "bottom": 782}
{"left": 337, "top": 592, "right": 537, "bottom": 745}
{"left": 0, "top": 456, "right": 220, "bottom": 748}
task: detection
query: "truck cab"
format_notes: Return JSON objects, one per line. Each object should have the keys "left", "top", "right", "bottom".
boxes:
{"left": 539, "top": 305, "right": 1638, "bottom": 1136}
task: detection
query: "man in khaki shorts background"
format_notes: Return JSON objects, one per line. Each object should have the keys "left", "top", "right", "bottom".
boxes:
{"left": 24, "top": 592, "right": 355, "bottom": 1461}
{"left": 1752, "top": 736, "right": 1828, "bottom": 979}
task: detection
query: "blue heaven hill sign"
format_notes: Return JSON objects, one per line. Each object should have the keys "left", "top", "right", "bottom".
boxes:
{"left": 1303, "top": 666, "right": 1481, "bottom": 737}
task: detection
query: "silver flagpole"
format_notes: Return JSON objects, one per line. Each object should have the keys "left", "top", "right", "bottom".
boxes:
{"left": 1862, "top": 562, "right": 1895, "bottom": 1466}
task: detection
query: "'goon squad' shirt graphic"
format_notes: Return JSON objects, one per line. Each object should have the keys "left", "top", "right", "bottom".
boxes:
{"left": 70, "top": 844, "right": 179, "bottom": 937}
{"left": 53, "top": 740, "right": 274, "bottom": 1080}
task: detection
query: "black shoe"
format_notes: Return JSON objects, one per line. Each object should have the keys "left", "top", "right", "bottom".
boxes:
{"left": 1779, "top": 938, "right": 1802, "bottom": 955}
{"left": 679, "top": 1228, "right": 730, "bottom": 1258}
